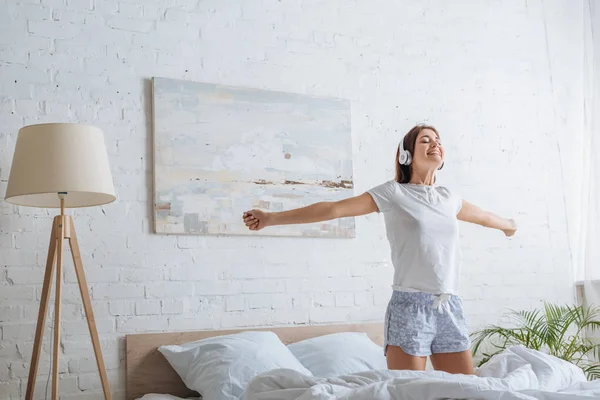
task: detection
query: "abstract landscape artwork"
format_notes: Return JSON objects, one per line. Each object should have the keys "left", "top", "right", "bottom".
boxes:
{"left": 152, "top": 77, "right": 355, "bottom": 238}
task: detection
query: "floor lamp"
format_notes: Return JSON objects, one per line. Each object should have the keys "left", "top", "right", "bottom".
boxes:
{"left": 4, "top": 123, "right": 116, "bottom": 400}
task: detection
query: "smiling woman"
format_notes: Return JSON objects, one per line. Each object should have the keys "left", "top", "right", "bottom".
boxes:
{"left": 242, "top": 123, "right": 518, "bottom": 375}
{"left": 395, "top": 124, "right": 444, "bottom": 184}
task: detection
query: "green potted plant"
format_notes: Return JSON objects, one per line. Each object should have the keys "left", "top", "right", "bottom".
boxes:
{"left": 471, "top": 303, "right": 600, "bottom": 380}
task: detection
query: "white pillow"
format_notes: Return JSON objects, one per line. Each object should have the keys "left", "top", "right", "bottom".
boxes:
{"left": 287, "top": 332, "right": 387, "bottom": 377}
{"left": 158, "top": 331, "right": 312, "bottom": 400}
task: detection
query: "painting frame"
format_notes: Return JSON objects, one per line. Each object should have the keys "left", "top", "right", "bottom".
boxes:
{"left": 151, "top": 77, "right": 355, "bottom": 238}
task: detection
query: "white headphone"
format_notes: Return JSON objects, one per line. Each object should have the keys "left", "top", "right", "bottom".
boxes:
{"left": 398, "top": 137, "right": 412, "bottom": 166}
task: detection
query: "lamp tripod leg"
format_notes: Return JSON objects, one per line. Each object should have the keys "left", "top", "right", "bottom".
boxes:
{"left": 68, "top": 217, "right": 112, "bottom": 400}
{"left": 52, "top": 215, "right": 65, "bottom": 400}
{"left": 25, "top": 218, "right": 59, "bottom": 400}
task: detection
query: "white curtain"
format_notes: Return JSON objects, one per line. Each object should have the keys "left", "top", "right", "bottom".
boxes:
{"left": 579, "top": 0, "right": 600, "bottom": 308}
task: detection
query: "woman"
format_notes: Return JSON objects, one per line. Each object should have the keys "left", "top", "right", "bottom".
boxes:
{"left": 242, "top": 124, "right": 517, "bottom": 375}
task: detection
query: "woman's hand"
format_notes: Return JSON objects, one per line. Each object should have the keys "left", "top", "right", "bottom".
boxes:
{"left": 243, "top": 209, "right": 271, "bottom": 231}
{"left": 458, "top": 200, "right": 517, "bottom": 237}
{"left": 502, "top": 218, "right": 518, "bottom": 237}
{"left": 242, "top": 193, "right": 378, "bottom": 231}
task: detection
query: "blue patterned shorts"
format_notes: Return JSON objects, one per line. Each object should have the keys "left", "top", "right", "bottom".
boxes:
{"left": 384, "top": 290, "right": 471, "bottom": 357}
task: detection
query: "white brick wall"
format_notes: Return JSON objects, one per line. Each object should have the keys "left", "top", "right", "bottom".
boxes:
{"left": 0, "top": 0, "right": 583, "bottom": 398}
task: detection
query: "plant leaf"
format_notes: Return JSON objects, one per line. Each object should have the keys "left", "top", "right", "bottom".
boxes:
{"left": 471, "top": 302, "right": 600, "bottom": 380}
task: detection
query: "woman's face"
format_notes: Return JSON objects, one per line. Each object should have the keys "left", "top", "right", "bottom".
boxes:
{"left": 412, "top": 129, "right": 444, "bottom": 169}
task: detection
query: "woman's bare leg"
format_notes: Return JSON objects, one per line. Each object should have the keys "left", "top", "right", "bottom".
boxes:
{"left": 430, "top": 350, "right": 474, "bottom": 374}
{"left": 386, "top": 345, "right": 427, "bottom": 370}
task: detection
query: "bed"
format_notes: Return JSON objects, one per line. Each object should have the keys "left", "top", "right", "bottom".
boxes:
{"left": 126, "top": 322, "right": 600, "bottom": 400}
{"left": 125, "top": 323, "right": 384, "bottom": 400}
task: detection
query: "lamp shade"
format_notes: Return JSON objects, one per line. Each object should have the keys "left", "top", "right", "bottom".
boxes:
{"left": 5, "top": 123, "right": 116, "bottom": 208}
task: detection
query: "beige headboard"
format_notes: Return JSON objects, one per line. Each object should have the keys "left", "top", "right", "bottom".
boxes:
{"left": 126, "top": 322, "right": 384, "bottom": 400}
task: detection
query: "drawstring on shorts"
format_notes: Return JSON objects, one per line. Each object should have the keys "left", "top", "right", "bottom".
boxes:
{"left": 431, "top": 293, "right": 452, "bottom": 313}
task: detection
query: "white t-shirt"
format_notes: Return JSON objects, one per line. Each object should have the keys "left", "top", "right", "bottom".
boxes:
{"left": 367, "top": 180, "right": 463, "bottom": 295}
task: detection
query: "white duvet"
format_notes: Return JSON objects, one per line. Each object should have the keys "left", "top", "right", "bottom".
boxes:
{"left": 136, "top": 395, "right": 199, "bottom": 400}
{"left": 245, "top": 346, "right": 600, "bottom": 400}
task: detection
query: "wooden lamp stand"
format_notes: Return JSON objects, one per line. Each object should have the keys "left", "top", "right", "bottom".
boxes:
{"left": 26, "top": 195, "right": 112, "bottom": 400}
{"left": 4, "top": 123, "right": 117, "bottom": 400}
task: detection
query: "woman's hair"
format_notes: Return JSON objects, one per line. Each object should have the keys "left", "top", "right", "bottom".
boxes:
{"left": 395, "top": 124, "right": 440, "bottom": 183}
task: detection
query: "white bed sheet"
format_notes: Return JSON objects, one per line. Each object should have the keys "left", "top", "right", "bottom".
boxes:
{"left": 135, "top": 394, "right": 199, "bottom": 400}
{"left": 246, "top": 346, "right": 600, "bottom": 400}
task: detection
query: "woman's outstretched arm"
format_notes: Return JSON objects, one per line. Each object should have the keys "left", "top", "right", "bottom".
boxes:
{"left": 243, "top": 192, "right": 378, "bottom": 231}
{"left": 457, "top": 200, "right": 517, "bottom": 237}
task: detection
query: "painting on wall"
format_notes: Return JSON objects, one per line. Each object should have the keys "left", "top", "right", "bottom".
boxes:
{"left": 152, "top": 77, "right": 355, "bottom": 238}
